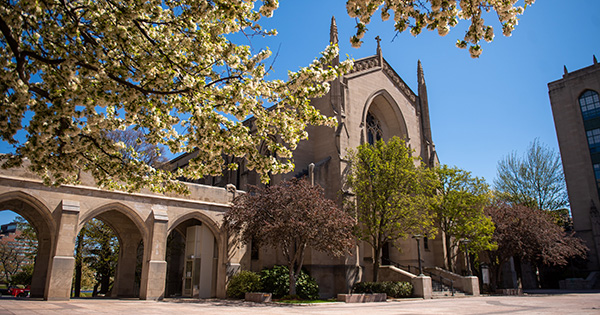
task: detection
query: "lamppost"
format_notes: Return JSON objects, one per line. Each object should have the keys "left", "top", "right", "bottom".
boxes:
{"left": 460, "top": 239, "right": 472, "bottom": 276}
{"left": 412, "top": 234, "right": 423, "bottom": 276}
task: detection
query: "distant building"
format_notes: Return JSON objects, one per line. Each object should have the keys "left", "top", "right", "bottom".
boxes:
{"left": 0, "top": 220, "right": 36, "bottom": 280}
{"left": 0, "top": 221, "right": 17, "bottom": 236}
{"left": 548, "top": 57, "right": 600, "bottom": 272}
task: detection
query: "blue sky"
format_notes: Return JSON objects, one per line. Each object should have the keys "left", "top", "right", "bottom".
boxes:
{"left": 1, "top": 0, "right": 599, "bottom": 224}
{"left": 254, "top": 0, "right": 600, "bottom": 185}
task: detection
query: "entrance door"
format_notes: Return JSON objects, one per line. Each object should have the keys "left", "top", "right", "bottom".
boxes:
{"left": 181, "top": 225, "right": 215, "bottom": 298}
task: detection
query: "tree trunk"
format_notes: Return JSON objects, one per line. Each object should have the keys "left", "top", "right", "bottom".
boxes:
{"left": 514, "top": 256, "right": 523, "bottom": 289}
{"left": 100, "top": 272, "right": 110, "bottom": 295}
{"left": 92, "top": 281, "right": 99, "bottom": 297}
{"left": 73, "top": 233, "right": 83, "bottom": 297}
{"left": 288, "top": 262, "right": 297, "bottom": 296}
{"left": 372, "top": 244, "right": 381, "bottom": 282}
{"left": 444, "top": 234, "right": 453, "bottom": 272}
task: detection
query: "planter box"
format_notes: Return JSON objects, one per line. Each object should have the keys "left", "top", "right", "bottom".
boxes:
{"left": 245, "top": 292, "right": 272, "bottom": 303}
{"left": 496, "top": 289, "right": 522, "bottom": 295}
{"left": 337, "top": 293, "right": 387, "bottom": 303}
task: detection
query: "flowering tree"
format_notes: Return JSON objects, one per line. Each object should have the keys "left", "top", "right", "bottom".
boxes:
{"left": 433, "top": 165, "right": 495, "bottom": 273}
{"left": 224, "top": 178, "right": 355, "bottom": 296}
{"left": 346, "top": 0, "right": 536, "bottom": 58}
{"left": 484, "top": 201, "right": 587, "bottom": 289}
{"left": 0, "top": 0, "right": 352, "bottom": 193}
{"left": 347, "top": 137, "right": 438, "bottom": 281}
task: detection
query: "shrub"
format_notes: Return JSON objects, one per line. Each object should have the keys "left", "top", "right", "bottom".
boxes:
{"left": 226, "top": 270, "right": 262, "bottom": 299}
{"left": 352, "top": 281, "right": 413, "bottom": 298}
{"left": 260, "top": 265, "right": 320, "bottom": 300}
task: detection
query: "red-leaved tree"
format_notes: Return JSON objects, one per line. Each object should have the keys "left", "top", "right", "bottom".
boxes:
{"left": 484, "top": 201, "right": 587, "bottom": 289}
{"left": 224, "top": 178, "right": 355, "bottom": 296}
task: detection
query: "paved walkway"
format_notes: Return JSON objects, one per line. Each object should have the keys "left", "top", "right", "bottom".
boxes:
{"left": 1, "top": 292, "right": 600, "bottom": 315}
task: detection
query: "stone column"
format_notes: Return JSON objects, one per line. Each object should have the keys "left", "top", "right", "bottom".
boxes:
{"left": 411, "top": 275, "right": 432, "bottom": 299}
{"left": 44, "top": 200, "right": 80, "bottom": 301}
{"left": 461, "top": 276, "right": 480, "bottom": 296}
{"left": 30, "top": 236, "right": 52, "bottom": 298}
{"left": 139, "top": 205, "right": 168, "bottom": 300}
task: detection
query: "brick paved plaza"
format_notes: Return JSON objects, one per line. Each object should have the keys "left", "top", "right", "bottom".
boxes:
{"left": 1, "top": 291, "right": 599, "bottom": 315}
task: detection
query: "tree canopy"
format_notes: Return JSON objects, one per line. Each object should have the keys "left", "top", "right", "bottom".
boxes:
{"left": 484, "top": 201, "right": 587, "bottom": 289}
{"left": 346, "top": 0, "right": 536, "bottom": 58}
{"left": 224, "top": 178, "right": 355, "bottom": 296}
{"left": 0, "top": 0, "right": 352, "bottom": 193}
{"left": 494, "top": 139, "right": 568, "bottom": 211}
{"left": 433, "top": 165, "right": 495, "bottom": 273}
{"left": 347, "top": 137, "right": 437, "bottom": 281}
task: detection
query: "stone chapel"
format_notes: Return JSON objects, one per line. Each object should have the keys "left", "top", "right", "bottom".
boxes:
{"left": 167, "top": 17, "right": 455, "bottom": 298}
{"left": 0, "top": 17, "right": 480, "bottom": 301}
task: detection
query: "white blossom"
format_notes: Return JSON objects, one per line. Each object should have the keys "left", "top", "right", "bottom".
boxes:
{"left": 0, "top": 0, "right": 353, "bottom": 194}
{"left": 346, "top": 0, "right": 535, "bottom": 58}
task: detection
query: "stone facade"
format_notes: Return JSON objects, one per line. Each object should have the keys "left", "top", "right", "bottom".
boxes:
{"left": 0, "top": 164, "right": 239, "bottom": 300}
{"left": 198, "top": 17, "right": 446, "bottom": 297}
{"left": 548, "top": 57, "right": 600, "bottom": 272}
{"left": 0, "top": 18, "right": 464, "bottom": 301}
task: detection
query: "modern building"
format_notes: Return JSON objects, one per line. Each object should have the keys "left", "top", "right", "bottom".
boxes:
{"left": 548, "top": 57, "right": 600, "bottom": 272}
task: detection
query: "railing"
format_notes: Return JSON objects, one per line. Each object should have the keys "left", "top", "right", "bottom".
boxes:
{"left": 385, "top": 260, "right": 455, "bottom": 296}
{"left": 427, "top": 272, "right": 455, "bottom": 296}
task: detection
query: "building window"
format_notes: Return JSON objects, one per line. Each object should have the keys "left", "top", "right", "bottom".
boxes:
{"left": 366, "top": 112, "right": 383, "bottom": 145}
{"left": 595, "top": 164, "right": 600, "bottom": 187}
{"left": 587, "top": 128, "right": 600, "bottom": 153}
{"left": 579, "top": 90, "right": 600, "bottom": 120}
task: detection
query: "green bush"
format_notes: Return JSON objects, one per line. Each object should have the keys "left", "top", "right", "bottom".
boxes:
{"left": 260, "top": 265, "right": 319, "bottom": 300}
{"left": 226, "top": 270, "right": 262, "bottom": 299}
{"left": 352, "top": 281, "right": 413, "bottom": 298}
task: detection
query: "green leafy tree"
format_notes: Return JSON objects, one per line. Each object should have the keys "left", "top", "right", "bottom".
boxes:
{"left": 346, "top": 0, "right": 536, "bottom": 58}
{"left": 494, "top": 139, "right": 568, "bottom": 211}
{"left": 347, "top": 137, "right": 438, "bottom": 281}
{"left": 0, "top": 0, "right": 352, "bottom": 193}
{"left": 77, "top": 219, "right": 119, "bottom": 297}
{"left": 224, "top": 178, "right": 355, "bottom": 296}
{"left": 434, "top": 165, "right": 495, "bottom": 273}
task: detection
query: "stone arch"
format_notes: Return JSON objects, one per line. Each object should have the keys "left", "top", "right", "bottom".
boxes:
{"left": 0, "top": 191, "right": 55, "bottom": 298}
{"left": 361, "top": 89, "right": 410, "bottom": 143}
{"left": 165, "top": 211, "right": 224, "bottom": 298}
{"left": 168, "top": 212, "right": 222, "bottom": 242}
{"left": 77, "top": 202, "right": 148, "bottom": 298}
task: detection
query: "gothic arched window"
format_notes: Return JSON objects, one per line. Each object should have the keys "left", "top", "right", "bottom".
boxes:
{"left": 579, "top": 90, "right": 600, "bottom": 120}
{"left": 366, "top": 112, "right": 383, "bottom": 145}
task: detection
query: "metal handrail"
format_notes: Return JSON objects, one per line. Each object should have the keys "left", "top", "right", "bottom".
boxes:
{"left": 384, "top": 260, "right": 455, "bottom": 296}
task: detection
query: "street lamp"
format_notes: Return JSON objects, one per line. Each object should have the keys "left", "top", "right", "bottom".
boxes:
{"left": 460, "top": 239, "right": 472, "bottom": 276}
{"left": 412, "top": 234, "right": 424, "bottom": 276}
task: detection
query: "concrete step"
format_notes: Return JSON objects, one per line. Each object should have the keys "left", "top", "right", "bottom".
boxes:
{"left": 431, "top": 291, "right": 466, "bottom": 298}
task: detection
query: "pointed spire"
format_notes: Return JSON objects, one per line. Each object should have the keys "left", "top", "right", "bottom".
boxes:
{"left": 594, "top": 55, "right": 598, "bottom": 65}
{"left": 418, "top": 60, "right": 425, "bottom": 85}
{"left": 330, "top": 16, "right": 338, "bottom": 45}
{"left": 329, "top": 16, "right": 340, "bottom": 67}
{"left": 417, "top": 60, "right": 434, "bottom": 167}
{"left": 564, "top": 65, "right": 568, "bottom": 75}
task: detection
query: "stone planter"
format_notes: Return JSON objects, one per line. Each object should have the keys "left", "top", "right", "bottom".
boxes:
{"left": 496, "top": 288, "right": 522, "bottom": 295}
{"left": 245, "top": 292, "right": 272, "bottom": 303}
{"left": 337, "top": 293, "right": 387, "bottom": 303}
